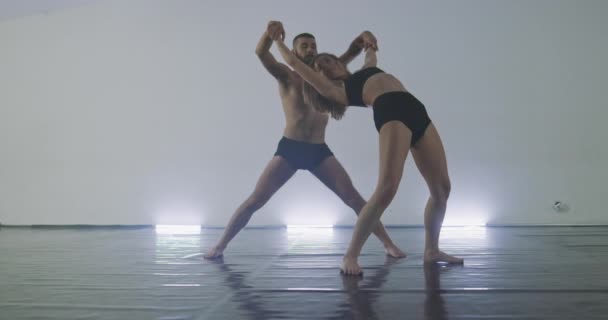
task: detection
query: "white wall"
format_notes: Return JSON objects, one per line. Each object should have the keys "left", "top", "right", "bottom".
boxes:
{"left": 0, "top": 0, "right": 606, "bottom": 226}
{"left": 0, "top": 0, "right": 99, "bottom": 22}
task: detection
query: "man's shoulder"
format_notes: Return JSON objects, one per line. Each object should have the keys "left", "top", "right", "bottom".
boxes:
{"left": 278, "top": 70, "right": 303, "bottom": 87}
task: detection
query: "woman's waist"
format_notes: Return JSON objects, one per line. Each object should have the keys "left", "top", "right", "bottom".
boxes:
{"left": 362, "top": 76, "right": 407, "bottom": 106}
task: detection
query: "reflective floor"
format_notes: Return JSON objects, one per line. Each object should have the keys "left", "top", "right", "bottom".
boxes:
{"left": 1, "top": 226, "right": 607, "bottom": 319}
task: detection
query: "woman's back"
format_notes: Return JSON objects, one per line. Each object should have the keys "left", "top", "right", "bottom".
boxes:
{"left": 360, "top": 71, "right": 407, "bottom": 106}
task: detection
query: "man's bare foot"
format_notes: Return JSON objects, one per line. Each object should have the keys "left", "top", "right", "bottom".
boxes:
{"left": 424, "top": 249, "right": 463, "bottom": 264}
{"left": 385, "top": 244, "right": 407, "bottom": 259}
{"left": 203, "top": 246, "right": 224, "bottom": 260}
{"left": 340, "top": 256, "right": 363, "bottom": 276}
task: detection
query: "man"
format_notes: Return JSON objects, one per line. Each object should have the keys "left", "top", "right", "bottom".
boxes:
{"left": 204, "top": 21, "right": 404, "bottom": 259}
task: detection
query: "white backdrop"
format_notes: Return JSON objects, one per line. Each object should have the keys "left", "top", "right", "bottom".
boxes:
{"left": 0, "top": 0, "right": 606, "bottom": 226}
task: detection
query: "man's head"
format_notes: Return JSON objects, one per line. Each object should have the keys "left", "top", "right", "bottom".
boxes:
{"left": 292, "top": 33, "right": 317, "bottom": 65}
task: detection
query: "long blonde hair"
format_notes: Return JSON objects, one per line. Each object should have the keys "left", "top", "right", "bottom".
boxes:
{"left": 302, "top": 53, "right": 347, "bottom": 120}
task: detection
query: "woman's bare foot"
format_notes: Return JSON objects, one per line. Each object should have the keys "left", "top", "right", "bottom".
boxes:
{"left": 340, "top": 256, "right": 363, "bottom": 276}
{"left": 203, "top": 246, "right": 225, "bottom": 260}
{"left": 385, "top": 244, "right": 407, "bottom": 259}
{"left": 424, "top": 249, "right": 463, "bottom": 264}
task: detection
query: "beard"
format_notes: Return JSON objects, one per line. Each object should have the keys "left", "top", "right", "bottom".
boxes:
{"left": 302, "top": 54, "right": 315, "bottom": 65}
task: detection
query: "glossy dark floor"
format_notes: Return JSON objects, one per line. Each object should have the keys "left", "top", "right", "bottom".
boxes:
{"left": 1, "top": 226, "right": 607, "bottom": 319}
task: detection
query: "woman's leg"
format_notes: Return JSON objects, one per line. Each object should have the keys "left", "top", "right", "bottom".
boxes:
{"left": 311, "top": 156, "right": 406, "bottom": 258}
{"left": 341, "top": 121, "right": 412, "bottom": 275}
{"left": 411, "top": 123, "right": 463, "bottom": 264}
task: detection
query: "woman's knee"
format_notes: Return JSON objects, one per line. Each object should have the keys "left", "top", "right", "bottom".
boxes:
{"left": 430, "top": 179, "right": 451, "bottom": 203}
{"left": 374, "top": 178, "right": 401, "bottom": 208}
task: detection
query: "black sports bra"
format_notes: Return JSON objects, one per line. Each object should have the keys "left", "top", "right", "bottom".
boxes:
{"left": 344, "top": 67, "right": 384, "bottom": 106}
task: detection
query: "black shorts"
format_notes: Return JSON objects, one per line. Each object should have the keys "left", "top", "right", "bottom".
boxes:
{"left": 274, "top": 137, "right": 334, "bottom": 170}
{"left": 373, "top": 91, "right": 432, "bottom": 146}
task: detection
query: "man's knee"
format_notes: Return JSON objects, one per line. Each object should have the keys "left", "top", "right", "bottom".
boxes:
{"left": 245, "top": 192, "right": 272, "bottom": 211}
{"left": 340, "top": 187, "right": 366, "bottom": 211}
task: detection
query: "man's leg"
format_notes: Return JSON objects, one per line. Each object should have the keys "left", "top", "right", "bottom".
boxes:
{"left": 205, "top": 156, "right": 296, "bottom": 259}
{"left": 311, "top": 156, "right": 406, "bottom": 258}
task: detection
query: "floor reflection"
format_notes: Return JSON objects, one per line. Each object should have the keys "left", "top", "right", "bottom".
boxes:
{"left": 424, "top": 263, "right": 455, "bottom": 320}
{"left": 208, "top": 257, "right": 282, "bottom": 319}
{"left": 330, "top": 257, "right": 398, "bottom": 320}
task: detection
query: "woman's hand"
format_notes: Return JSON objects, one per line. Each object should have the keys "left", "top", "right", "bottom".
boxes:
{"left": 273, "top": 37, "right": 297, "bottom": 66}
{"left": 359, "top": 31, "right": 378, "bottom": 51}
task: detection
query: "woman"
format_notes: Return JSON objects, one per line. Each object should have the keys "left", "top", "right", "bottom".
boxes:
{"left": 271, "top": 29, "right": 464, "bottom": 275}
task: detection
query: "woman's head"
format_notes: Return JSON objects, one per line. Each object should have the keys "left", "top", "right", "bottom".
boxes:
{"left": 301, "top": 52, "right": 349, "bottom": 119}
{"left": 312, "top": 53, "right": 349, "bottom": 80}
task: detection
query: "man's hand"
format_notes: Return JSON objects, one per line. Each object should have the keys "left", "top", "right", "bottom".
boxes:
{"left": 267, "top": 21, "right": 285, "bottom": 41}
